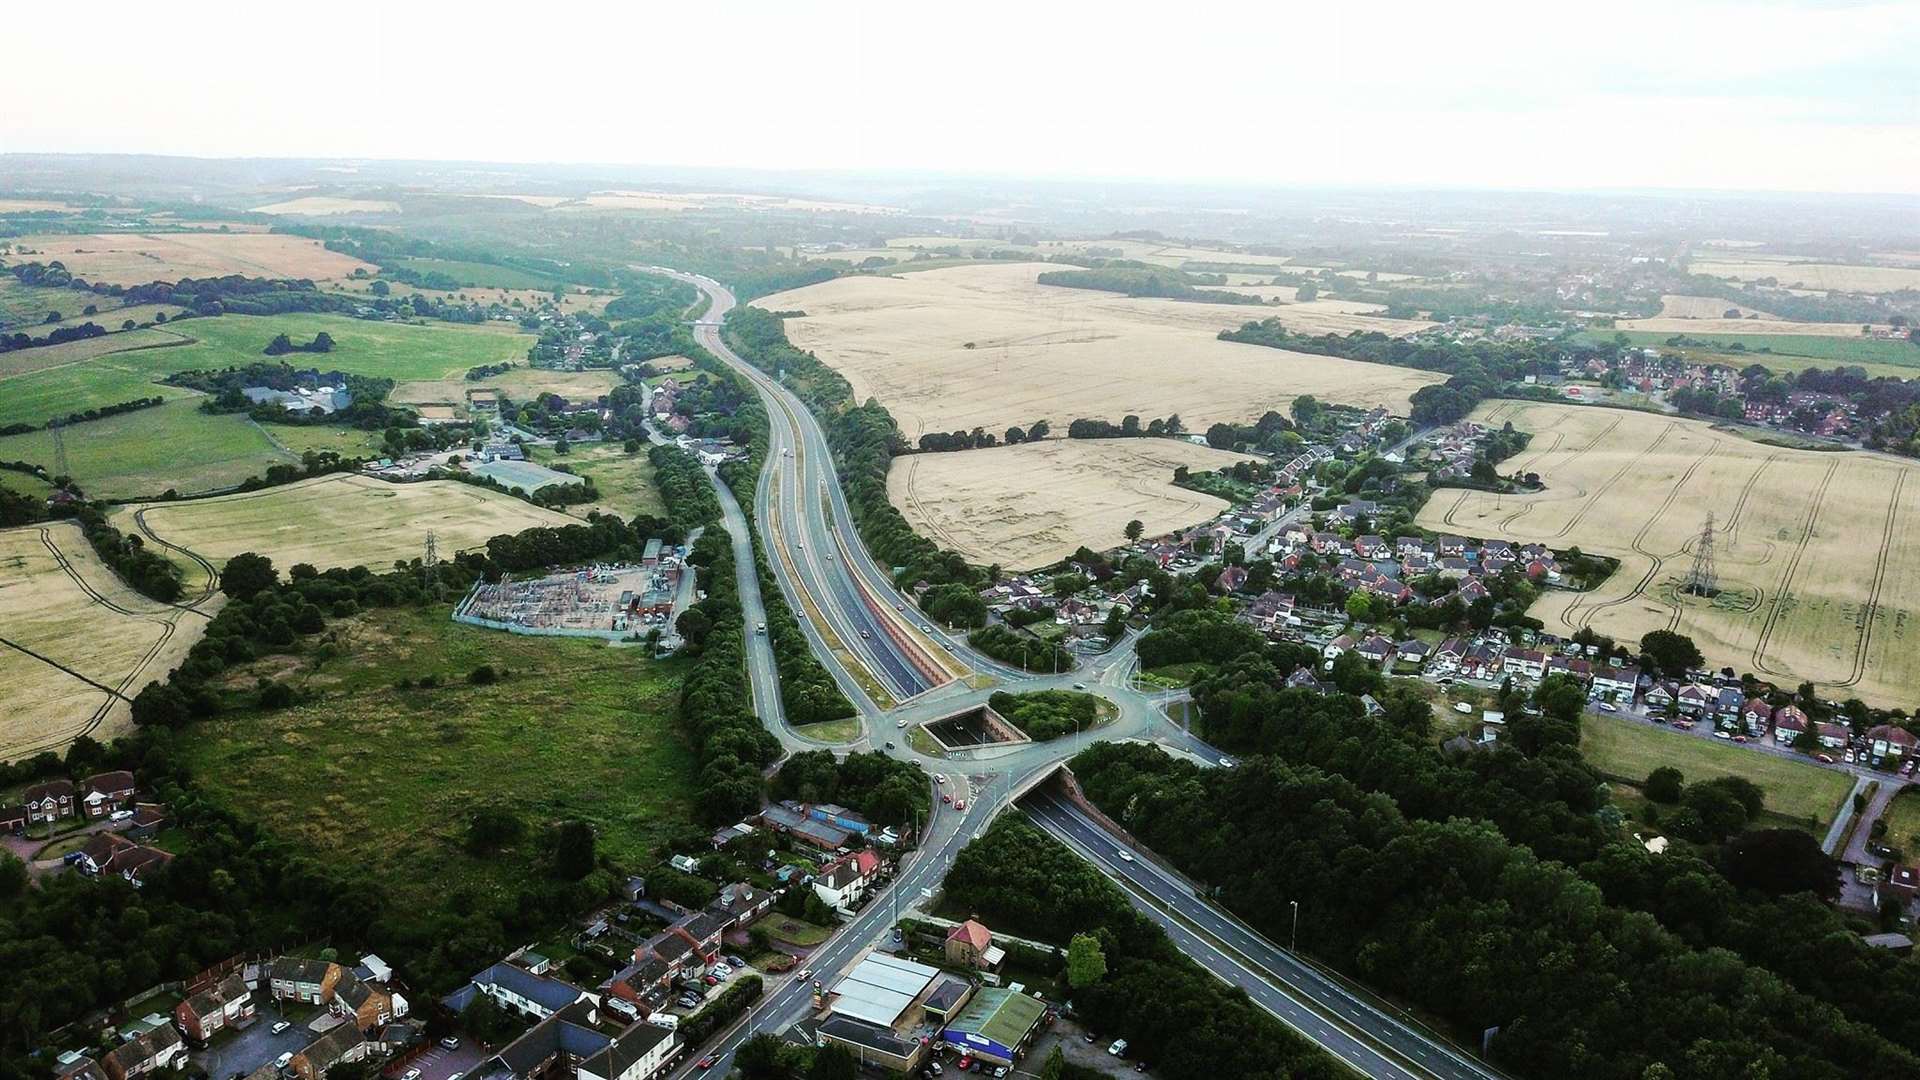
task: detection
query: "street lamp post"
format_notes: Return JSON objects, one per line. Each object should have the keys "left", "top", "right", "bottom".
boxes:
{"left": 1289, "top": 900, "right": 1300, "bottom": 953}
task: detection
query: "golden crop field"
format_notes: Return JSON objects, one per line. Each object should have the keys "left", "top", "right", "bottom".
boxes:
{"left": 887, "top": 437, "right": 1252, "bottom": 569}
{"left": 112, "top": 473, "right": 579, "bottom": 572}
{"left": 1654, "top": 294, "right": 1778, "bottom": 320}
{"left": 0, "top": 522, "right": 216, "bottom": 760}
{"left": 757, "top": 262, "right": 1441, "bottom": 438}
{"left": 249, "top": 196, "right": 401, "bottom": 215}
{"left": 12, "top": 233, "right": 373, "bottom": 285}
{"left": 329, "top": 278, "right": 615, "bottom": 314}
{"left": 1418, "top": 401, "right": 1920, "bottom": 706}
{"left": 1689, "top": 257, "right": 1920, "bottom": 295}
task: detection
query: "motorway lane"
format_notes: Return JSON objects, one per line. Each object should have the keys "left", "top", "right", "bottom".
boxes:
{"left": 1024, "top": 793, "right": 1505, "bottom": 1080}
{"left": 674, "top": 274, "right": 936, "bottom": 700}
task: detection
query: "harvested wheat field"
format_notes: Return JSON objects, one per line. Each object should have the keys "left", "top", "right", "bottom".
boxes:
{"left": 14, "top": 233, "right": 373, "bottom": 285}
{"left": 113, "top": 473, "right": 579, "bottom": 572}
{"left": 757, "top": 262, "right": 1440, "bottom": 438}
{"left": 1620, "top": 316, "right": 1889, "bottom": 337}
{"left": 887, "top": 438, "right": 1252, "bottom": 569}
{"left": 0, "top": 522, "right": 215, "bottom": 759}
{"left": 1690, "top": 258, "right": 1920, "bottom": 295}
{"left": 1655, "top": 294, "right": 1778, "bottom": 320}
{"left": 250, "top": 196, "right": 401, "bottom": 215}
{"left": 1417, "top": 400, "right": 1920, "bottom": 706}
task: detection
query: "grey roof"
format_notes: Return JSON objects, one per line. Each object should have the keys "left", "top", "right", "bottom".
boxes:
{"left": 297, "top": 1024, "right": 365, "bottom": 1070}
{"left": 818, "top": 1016, "right": 917, "bottom": 1058}
{"left": 495, "top": 1001, "right": 609, "bottom": 1076}
{"left": 477, "top": 962, "right": 585, "bottom": 1013}
{"left": 579, "top": 1022, "right": 676, "bottom": 1080}
{"left": 270, "top": 957, "right": 336, "bottom": 985}
{"left": 103, "top": 1028, "right": 181, "bottom": 1074}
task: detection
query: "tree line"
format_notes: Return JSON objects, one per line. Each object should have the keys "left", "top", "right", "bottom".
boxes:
{"left": 1065, "top": 414, "right": 1184, "bottom": 439}
{"left": 1036, "top": 267, "right": 1267, "bottom": 305}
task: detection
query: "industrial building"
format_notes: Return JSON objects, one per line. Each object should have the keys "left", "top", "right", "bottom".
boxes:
{"left": 814, "top": 954, "right": 977, "bottom": 1073}
{"left": 939, "top": 987, "right": 1049, "bottom": 1066}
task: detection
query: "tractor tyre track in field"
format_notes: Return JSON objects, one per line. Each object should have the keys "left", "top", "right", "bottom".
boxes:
{"left": 1750, "top": 459, "right": 1839, "bottom": 680}
{"left": 1563, "top": 443, "right": 1720, "bottom": 634}
{"left": 130, "top": 506, "right": 219, "bottom": 610}
{"left": 1836, "top": 469, "right": 1905, "bottom": 690}
{"left": 1547, "top": 421, "right": 1676, "bottom": 541}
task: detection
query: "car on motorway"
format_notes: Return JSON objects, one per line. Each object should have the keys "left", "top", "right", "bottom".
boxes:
{"left": 1117, "top": 850, "right": 1134, "bottom": 862}
{"left": 896, "top": 603, "right": 904, "bottom": 610}
{"left": 861, "top": 630, "right": 870, "bottom": 639}
{"left": 922, "top": 624, "right": 933, "bottom": 632}
{"left": 1217, "top": 756, "right": 1236, "bottom": 767}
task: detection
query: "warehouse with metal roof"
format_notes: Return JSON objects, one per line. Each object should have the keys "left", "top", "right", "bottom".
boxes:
{"left": 826, "top": 953, "right": 942, "bottom": 1029}
{"left": 941, "top": 987, "right": 1051, "bottom": 1066}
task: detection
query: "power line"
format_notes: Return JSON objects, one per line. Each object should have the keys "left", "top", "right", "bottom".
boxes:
{"left": 1683, "top": 511, "right": 1717, "bottom": 597}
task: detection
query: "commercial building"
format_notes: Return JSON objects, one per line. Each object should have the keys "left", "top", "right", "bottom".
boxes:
{"left": 940, "top": 987, "right": 1050, "bottom": 1066}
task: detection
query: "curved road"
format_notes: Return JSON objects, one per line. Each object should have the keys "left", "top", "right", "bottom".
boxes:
{"left": 646, "top": 269, "right": 1502, "bottom": 1080}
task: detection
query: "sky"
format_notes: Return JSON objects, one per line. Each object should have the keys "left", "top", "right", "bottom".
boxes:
{"left": 3, "top": 0, "right": 1917, "bottom": 195}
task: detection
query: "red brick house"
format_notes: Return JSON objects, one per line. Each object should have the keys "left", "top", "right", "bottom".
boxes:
{"left": 81, "top": 770, "right": 136, "bottom": 819}
{"left": 174, "top": 972, "right": 255, "bottom": 1044}
{"left": 24, "top": 779, "right": 76, "bottom": 823}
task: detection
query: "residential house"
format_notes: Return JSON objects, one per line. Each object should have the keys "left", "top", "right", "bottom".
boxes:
{"left": 759, "top": 802, "right": 850, "bottom": 850}
{"left": 0, "top": 804, "right": 26, "bottom": 834}
{"left": 288, "top": 1023, "right": 370, "bottom": 1080}
{"left": 675, "top": 911, "right": 731, "bottom": 965}
{"left": 24, "top": 779, "right": 76, "bottom": 823}
{"left": 1322, "top": 634, "right": 1355, "bottom": 661}
{"left": 813, "top": 850, "right": 881, "bottom": 913}
{"left": 1395, "top": 640, "right": 1431, "bottom": 666}
{"left": 1429, "top": 638, "right": 1468, "bottom": 675}
{"left": 1503, "top": 648, "right": 1546, "bottom": 680}
{"left": 55, "top": 1055, "right": 105, "bottom": 1080}
{"left": 100, "top": 1026, "right": 186, "bottom": 1080}
{"left": 1772, "top": 706, "right": 1809, "bottom": 746}
{"left": 80, "top": 771, "right": 136, "bottom": 819}
{"left": 1713, "top": 687, "right": 1746, "bottom": 727}
{"left": 126, "top": 803, "right": 169, "bottom": 840}
{"left": 1816, "top": 721, "right": 1850, "bottom": 750}
{"left": 113, "top": 845, "right": 173, "bottom": 887}
{"left": 709, "top": 882, "right": 775, "bottom": 927}
{"left": 330, "top": 971, "right": 398, "bottom": 1032}
{"left": 1355, "top": 635, "right": 1394, "bottom": 665}
{"left": 470, "top": 960, "right": 591, "bottom": 1020}
{"left": 1456, "top": 578, "right": 1491, "bottom": 604}
{"left": 1741, "top": 699, "right": 1775, "bottom": 738}
{"left": 605, "top": 955, "right": 672, "bottom": 1008}
{"left": 77, "top": 832, "right": 137, "bottom": 876}
{"left": 1284, "top": 668, "right": 1326, "bottom": 693}
{"left": 1644, "top": 681, "right": 1678, "bottom": 713}
{"left": 174, "top": 973, "right": 254, "bottom": 1044}
{"left": 483, "top": 999, "right": 678, "bottom": 1080}
{"left": 268, "top": 958, "right": 341, "bottom": 1005}
{"left": 1213, "top": 565, "right": 1249, "bottom": 593}
{"left": 944, "top": 920, "right": 1007, "bottom": 970}
{"left": 1590, "top": 664, "right": 1638, "bottom": 703}
{"left": 1352, "top": 535, "right": 1389, "bottom": 559}
{"left": 577, "top": 1018, "right": 679, "bottom": 1080}
{"left": 1675, "top": 683, "right": 1714, "bottom": 717}
{"left": 1546, "top": 656, "right": 1591, "bottom": 683}
{"left": 1869, "top": 725, "right": 1918, "bottom": 760}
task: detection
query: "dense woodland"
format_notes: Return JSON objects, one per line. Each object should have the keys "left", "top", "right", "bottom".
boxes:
{"left": 769, "top": 750, "right": 930, "bottom": 825}
{"left": 1036, "top": 266, "right": 1265, "bottom": 304}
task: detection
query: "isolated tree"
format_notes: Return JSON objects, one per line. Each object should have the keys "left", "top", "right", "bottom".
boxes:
{"left": 310, "top": 331, "right": 335, "bottom": 353}
{"left": 263, "top": 332, "right": 294, "bottom": 356}
{"left": 1645, "top": 766, "right": 1685, "bottom": 804}
{"left": 1027, "top": 419, "right": 1051, "bottom": 440}
{"left": 369, "top": 279, "right": 391, "bottom": 297}
{"left": 1639, "top": 630, "right": 1704, "bottom": 676}
{"left": 1124, "top": 519, "right": 1145, "bottom": 542}
{"left": 220, "top": 552, "right": 277, "bottom": 600}
{"left": 468, "top": 806, "right": 524, "bottom": 854}
{"left": 551, "top": 819, "right": 596, "bottom": 879}
{"left": 1066, "top": 932, "right": 1108, "bottom": 988}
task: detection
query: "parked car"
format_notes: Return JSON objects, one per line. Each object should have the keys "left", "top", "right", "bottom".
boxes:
{"left": 885, "top": 740, "right": 895, "bottom": 749}
{"left": 934, "top": 775, "right": 946, "bottom": 784}
{"left": 897, "top": 718, "right": 908, "bottom": 728}
{"left": 1453, "top": 701, "right": 1474, "bottom": 714}
{"left": 109, "top": 809, "right": 134, "bottom": 821}
{"left": 1597, "top": 702, "right": 1617, "bottom": 712}
{"left": 1818, "top": 753, "right": 1837, "bottom": 764}
{"left": 954, "top": 800, "right": 966, "bottom": 810}
{"left": 1109, "top": 1039, "right": 1129, "bottom": 1057}
{"left": 727, "top": 955, "right": 747, "bottom": 968}
{"left": 271, "top": 1021, "right": 291, "bottom": 1035}
{"left": 955, "top": 1056, "right": 973, "bottom": 1072}
{"left": 440, "top": 1037, "right": 460, "bottom": 1051}
{"left": 1713, "top": 731, "right": 1732, "bottom": 740}
{"left": 274, "top": 1055, "right": 294, "bottom": 1071}
{"left": 697, "top": 1057, "right": 716, "bottom": 1070}
{"left": 402, "top": 1069, "right": 422, "bottom": 1080}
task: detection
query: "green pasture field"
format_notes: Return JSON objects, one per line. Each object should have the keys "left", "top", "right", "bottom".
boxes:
{"left": 0, "top": 469, "right": 55, "bottom": 497}
{"left": 1583, "top": 329, "right": 1920, "bottom": 370}
{"left": 0, "top": 313, "right": 531, "bottom": 427}
{"left": 1582, "top": 713, "right": 1852, "bottom": 832}
{"left": 392, "top": 257, "right": 560, "bottom": 290}
{"left": 530, "top": 442, "right": 666, "bottom": 518}
{"left": 179, "top": 603, "right": 696, "bottom": 911}
{"left": 0, "top": 399, "right": 286, "bottom": 498}
{"left": 261, "top": 423, "right": 390, "bottom": 460}
{"left": 1880, "top": 787, "right": 1920, "bottom": 854}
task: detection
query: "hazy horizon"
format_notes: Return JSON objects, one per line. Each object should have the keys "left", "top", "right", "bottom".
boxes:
{"left": 4, "top": 0, "right": 1916, "bottom": 197}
